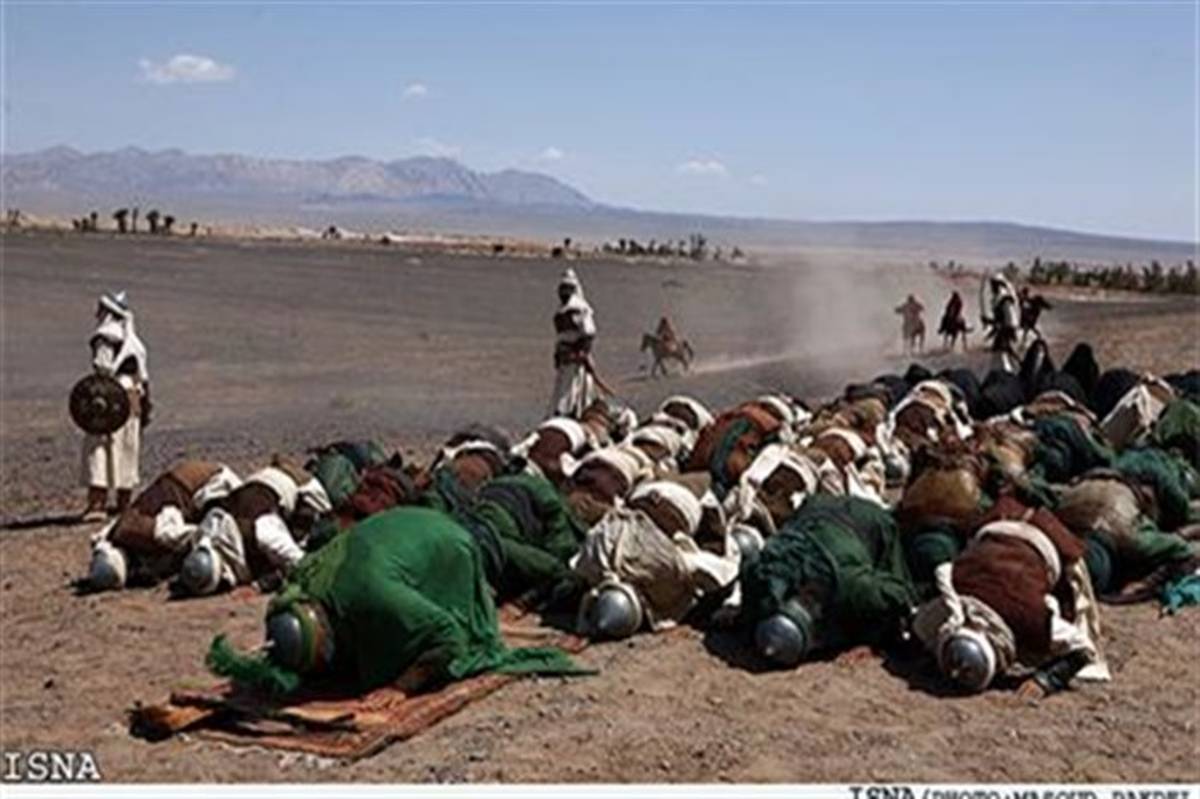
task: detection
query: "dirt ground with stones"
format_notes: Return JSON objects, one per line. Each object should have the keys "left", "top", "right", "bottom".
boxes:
{"left": 1, "top": 231, "right": 1197, "bottom": 782}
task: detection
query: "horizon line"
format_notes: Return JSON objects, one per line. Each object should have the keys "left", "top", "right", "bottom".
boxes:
{"left": 5, "top": 143, "right": 1197, "bottom": 247}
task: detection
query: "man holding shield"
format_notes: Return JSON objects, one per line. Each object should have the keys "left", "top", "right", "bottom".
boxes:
{"left": 78, "top": 291, "right": 150, "bottom": 520}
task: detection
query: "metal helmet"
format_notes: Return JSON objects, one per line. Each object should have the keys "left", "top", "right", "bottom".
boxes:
{"left": 730, "top": 523, "right": 763, "bottom": 561}
{"left": 88, "top": 545, "right": 127, "bottom": 591}
{"left": 584, "top": 584, "right": 643, "bottom": 640}
{"left": 265, "top": 603, "right": 334, "bottom": 675}
{"left": 179, "top": 546, "right": 222, "bottom": 596}
{"left": 940, "top": 630, "right": 996, "bottom": 693}
{"left": 754, "top": 604, "right": 812, "bottom": 669}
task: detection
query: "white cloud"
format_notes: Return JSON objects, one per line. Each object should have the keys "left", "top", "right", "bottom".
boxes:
{"left": 538, "top": 146, "right": 565, "bottom": 162}
{"left": 414, "top": 136, "right": 461, "bottom": 158}
{"left": 138, "top": 54, "right": 235, "bottom": 85}
{"left": 402, "top": 82, "right": 429, "bottom": 100}
{"left": 749, "top": 174, "right": 768, "bottom": 186}
{"left": 676, "top": 159, "right": 728, "bottom": 177}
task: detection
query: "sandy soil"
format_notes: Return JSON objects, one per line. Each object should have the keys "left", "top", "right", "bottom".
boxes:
{"left": 1, "top": 231, "right": 1197, "bottom": 782}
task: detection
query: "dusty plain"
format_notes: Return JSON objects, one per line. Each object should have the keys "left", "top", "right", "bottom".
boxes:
{"left": 1, "top": 230, "right": 1197, "bottom": 782}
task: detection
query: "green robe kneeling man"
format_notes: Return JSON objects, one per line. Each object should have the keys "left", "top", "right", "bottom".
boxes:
{"left": 208, "top": 506, "right": 588, "bottom": 696}
{"left": 739, "top": 495, "right": 918, "bottom": 668}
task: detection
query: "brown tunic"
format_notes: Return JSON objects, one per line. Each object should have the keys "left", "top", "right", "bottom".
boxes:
{"left": 108, "top": 460, "right": 223, "bottom": 555}
{"left": 758, "top": 463, "right": 813, "bottom": 528}
{"left": 951, "top": 497, "right": 1084, "bottom": 657}
{"left": 812, "top": 432, "right": 858, "bottom": 471}
{"left": 209, "top": 482, "right": 284, "bottom": 578}
{"left": 527, "top": 428, "right": 575, "bottom": 485}
{"left": 685, "top": 401, "right": 782, "bottom": 482}
{"left": 660, "top": 399, "right": 702, "bottom": 431}
{"left": 448, "top": 450, "right": 506, "bottom": 493}
{"left": 567, "top": 459, "right": 631, "bottom": 508}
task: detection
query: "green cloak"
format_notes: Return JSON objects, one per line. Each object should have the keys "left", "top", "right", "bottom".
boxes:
{"left": 1151, "top": 398, "right": 1200, "bottom": 470}
{"left": 1115, "top": 446, "right": 1199, "bottom": 531}
{"left": 739, "top": 495, "right": 917, "bottom": 651}
{"left": 216, "top": 506, "right": 587, "bottom": 695}
{"left": 473, "top": 473, "right": 588, "bottom": 600}
{"left": 1031, "top": 415, "right": 1113, "bottom": 485}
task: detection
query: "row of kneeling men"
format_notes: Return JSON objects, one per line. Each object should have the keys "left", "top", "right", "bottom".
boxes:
{"left": 83, "top": 341, "right": 1200, "bottom": 700}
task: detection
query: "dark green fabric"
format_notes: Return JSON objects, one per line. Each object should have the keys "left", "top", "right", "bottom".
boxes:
{"left": 474, "top": 474, "right": 588, "bottom": 600}
{"left": 1031, "top": 415, "right": 1113, "bottom": 484}
{"left": 207, "top": 635, "right": 301, "bottom": 696}
{"left": 1162, "top": 573, "right": 1200, "bottom": 614}
{"left": 264, "top": 507, "right": 587, "bottom": 693}
{"left": 305, "top": 515, "right": 341, "bottom": 553}
{"left": 339, "top": 440, "right": 390, "bottom": 471}
{"left": 906, "top": 528, "right": 961, "bottom": 595}
{"left": 1152, "top": 399, "right": 1200, "bottom": 470}
{"left": 711, "top": 417, "right": 754, "bottom": 494}
{"left": 420, "top": 466, "right": 475, "bottom": 515}
{"left": 311, "top": 451, "right": 361, "bottom": 509}
{"left": 1115, "top": 447, "right": 1197, "bottom": 530}
{"left": 419, "top": 468, "right": 507, "bottom": 585}
{"left": 739, "top": 495, "right": 917, "bottom": 652}
{"left": 1089, "top": 516, "right": 1195, "bottom": 588}
{"left": 1083, "top": 536, "right": 1115, "bottom": 594}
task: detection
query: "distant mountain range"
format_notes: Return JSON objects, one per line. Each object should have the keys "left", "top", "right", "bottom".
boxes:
{"left": 2, "top": 146, "right": 593, "bottom": 209}
{"left": 3, "top": 146, "right": 1195, "bottom": 263}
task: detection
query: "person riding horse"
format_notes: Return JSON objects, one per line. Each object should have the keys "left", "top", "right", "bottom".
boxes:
{"left": 895, "top": 294, "right": 926, "bottom": 355}
{"left": 642, "top": 315, "right": 694, "bottom": 377}
{"left": 938, "top": 291, "right": 970, "bottom": 352}
{"left": 656, "top": 316, "right": 679, "bottom": 351}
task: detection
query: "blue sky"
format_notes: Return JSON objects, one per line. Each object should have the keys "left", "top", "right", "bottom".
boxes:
{"left": 3, "top": 2, "right": 1196, "bottom": 240}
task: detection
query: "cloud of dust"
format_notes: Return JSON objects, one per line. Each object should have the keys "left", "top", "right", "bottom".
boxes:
{"left": 701, "top": 251, "right": 975, "bottom": 380}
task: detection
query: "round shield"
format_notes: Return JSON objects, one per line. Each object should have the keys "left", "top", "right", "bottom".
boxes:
{"left": 69, "top": 373, "right": 130, "bottom": 436}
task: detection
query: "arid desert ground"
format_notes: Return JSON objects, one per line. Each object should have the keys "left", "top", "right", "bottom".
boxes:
{"left": 1, "top": 230, "right": 1198, "bottom": 782}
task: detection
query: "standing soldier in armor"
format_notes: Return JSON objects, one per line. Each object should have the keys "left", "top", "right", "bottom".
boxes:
{"left": 80, "top": 292, "right": 150, "bottom": 521}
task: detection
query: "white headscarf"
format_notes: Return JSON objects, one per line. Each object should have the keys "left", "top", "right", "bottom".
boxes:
{"left": 91, "top": 291, "right": 149, "bottom": 382}
{"left": 979, "top": 272, "right": 1017, "bottom": 328}
{"left": 556, "top": 269, "right": 596, "bottom": 339}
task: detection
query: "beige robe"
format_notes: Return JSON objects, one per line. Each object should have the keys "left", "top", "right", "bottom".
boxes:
{"left": 80, "top": 374, "right": 141, "bottom": 490}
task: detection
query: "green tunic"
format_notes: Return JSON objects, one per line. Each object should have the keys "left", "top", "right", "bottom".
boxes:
{"left": 1152, "top": 398, "right": 1200, "bottom": 469}
{"left": 740, "top": 495, "right": 917, "bottom": 652}
{"left": 1115, "top": 447, "right": 1199, "bottom": 531}
{"left": 1089, "top": 517, "right": 1196, "bottom": 591}
{"left": 308, "top": 440, "right": 393, "bottom": 508}
{"left": 270, "top": 507, "right": 584, "bottom": 692}
{"left": 473, "top": 474, "right": 588, "bottom": 600}
{"left": 1031, "top": 415, "right": 1113, "bottom": 485}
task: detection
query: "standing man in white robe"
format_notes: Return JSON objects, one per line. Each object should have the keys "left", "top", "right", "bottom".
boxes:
{"left": 550, "top": 268, "right": 601, "bottom": 418}
{"left": 981, "top": 274, "right": 1020, "bottom": 373}
{"left": 81, "top": 291, "right": 150, "bottom": 521}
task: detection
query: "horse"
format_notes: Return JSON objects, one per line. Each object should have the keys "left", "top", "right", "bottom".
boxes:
{"left": 898, "top": 318, "right": 924, "bottom": 356}
{"left": 641, "top": 333, "right": 694, "bottom": 377}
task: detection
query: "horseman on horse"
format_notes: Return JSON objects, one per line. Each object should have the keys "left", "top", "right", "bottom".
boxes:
{"left": 642, "top": 315, "right": 694, "bottom": 377}
{"left": 895, "top": 294, "right": 926, "bottom": 355}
